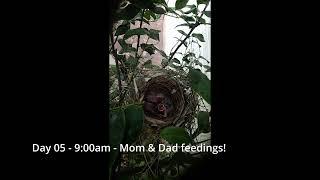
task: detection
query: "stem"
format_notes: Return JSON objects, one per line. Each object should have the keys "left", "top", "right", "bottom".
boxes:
{"left": 110, "top": 34, "right": 122, "bottom": 93}
{"left": 109, "top": 35, "right": 118, "bottom": 52}
{"left": 136, "top": 9, "right": 145, "bottom": 58}
{"left": 163, "top": 2, "right": 210, "bottom": 68}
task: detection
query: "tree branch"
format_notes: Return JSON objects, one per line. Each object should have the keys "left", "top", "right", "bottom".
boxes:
{"left": 136, "top": 9, "right": 145, "bottom": 58}
{"left": 110, "top": 34, "right": 122, "bottom": 93}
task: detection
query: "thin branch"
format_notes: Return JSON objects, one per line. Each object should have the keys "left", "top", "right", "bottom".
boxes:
{"left": 136, "top": 9, "right": 145, "bottom": 58}
{"left": 163, "top": 2, "right": 210, "bottom": 68}
{"left": 109, "top": 35, "right": 118, "bottom": 52}
{"left": 110, "top": 34, "right": 122, "bottom": 93}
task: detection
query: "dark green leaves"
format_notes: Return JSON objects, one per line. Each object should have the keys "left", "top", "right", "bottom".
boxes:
{"left": 123, "top": 104, "right": 144, "bottom": 144}
{"left": 197, "top": 111, "right": 210, "bottom": 133}
{"left": 160, "top": 127, "right": 192, "bottom": 145}
{"left": 188, "top": 68, "right": 211, "bottom": 104}
{"left": 192, "top": 33, "right": 205, "bottom": 42}
{"left": 124, "top": 28, "right": 149, "bottom": 39}
{"left": 175, "top": 0, "right": 189, "bottom": 10}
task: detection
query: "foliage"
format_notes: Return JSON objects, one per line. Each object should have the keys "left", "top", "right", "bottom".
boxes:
{"left": 109, "top": 0, "right": 212, "bottom": 179}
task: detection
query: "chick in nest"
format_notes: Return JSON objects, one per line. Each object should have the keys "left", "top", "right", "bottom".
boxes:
{"left": 144, "top": 91, "right": 174, "bottom": 118}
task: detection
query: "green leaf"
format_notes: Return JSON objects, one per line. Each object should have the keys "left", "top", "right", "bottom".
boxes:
{"left": 144, "top": 10, "right": 156, "bottom": 20}
{"left": 124, "top": 28, "right": 149, "bottom": 39}
{"left": 109, "top": 108, "right": 126, "bottom": 173}
{"left": 188, "top": 68, "right": 211, "bottom": 104}
{"left": 172, "top": 58, "right": 180, "bottom": 64}
{"left": 118, "top": 39, "right": 137, "bottom": 53}
{"left": 197, "top": 0, "right": 209, "bottom": 5}
{"left": 175, "top": 0, "right": 189, "bottom": 10}
{"left": 123, "top": 104, "right": 144, "bottom": 144}
{"left": 151, "top": 6, "right": 166, "bottom": 14}
{"left": 141, "top": 43, "right": 156, "bottom": 55}
{"left": 175, "top": 23, "right": 189, "bottom": 28}
{"left": 203, "top": 11, "right": 211, "bottom": 17}
{"left": 192, "top": 33, "right": 205, "bottom": 42}
{"left": 115, "top": 23, "right": 130, "bottom": 36}
{"left": 181, "top": 15, "right": 195, "bottom": 22}
{"left": 160, "top": 127, "right": 192, "bottom": 145}
{"left": 197, "top": 111, "right": 210, "bottom": 133}
{"left": 149, "top": 29, "right": 161, "bottom": 41}
{"left": 115, "top": 4, "right": 140, "bottom": 20}
{"left": 177, "top": 30, "right": 188, "bottom": 36}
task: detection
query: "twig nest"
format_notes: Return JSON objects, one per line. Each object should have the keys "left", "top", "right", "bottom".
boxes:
{"left": 142, "top": 75, "right": 185, "bottom": 128}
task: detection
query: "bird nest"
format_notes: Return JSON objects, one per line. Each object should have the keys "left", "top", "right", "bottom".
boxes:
{"left": 141, "top": 75, "right": 185, "bottom": 128}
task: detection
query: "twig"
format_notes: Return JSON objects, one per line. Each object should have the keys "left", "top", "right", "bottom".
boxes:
{"left": 136, "top": 9, "right": 145, "bottom": 58}
{"left": 110, "top": 34, "right": 122, "bottom": 93}
{"left": 109, "top": 35, "right": 118, "bottom": 52}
